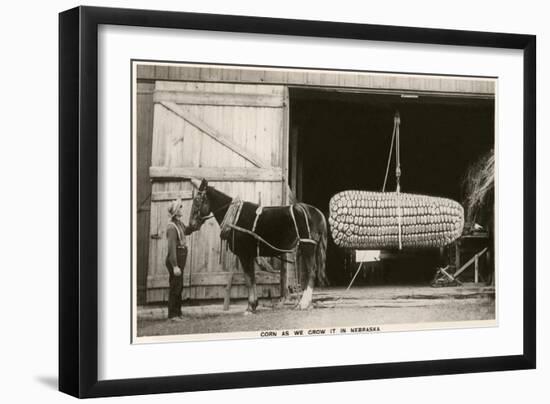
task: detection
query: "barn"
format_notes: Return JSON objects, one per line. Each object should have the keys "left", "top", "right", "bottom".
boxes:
{"left": 135, "top": 62, "right": 494, "bottom": 305}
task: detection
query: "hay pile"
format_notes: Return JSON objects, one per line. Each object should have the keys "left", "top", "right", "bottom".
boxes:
{"left": 462, "top": 149, "right": 494, "bottom": 226}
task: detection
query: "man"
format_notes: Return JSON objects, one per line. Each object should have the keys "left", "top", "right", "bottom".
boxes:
{"left": 166, "top": 199, "right": 194, "bottom": 321}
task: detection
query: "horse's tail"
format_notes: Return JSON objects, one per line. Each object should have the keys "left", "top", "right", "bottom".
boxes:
{"left": 312, "top": 207, "right": 329, "bottom": 287}
{"left": 316, "top": 224, "right": 328, "bottom": 286}
{"left": 295, "top": 203, "right": 328, "bottom": 286}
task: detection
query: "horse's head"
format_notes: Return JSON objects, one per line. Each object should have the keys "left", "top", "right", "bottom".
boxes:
{"left": 188, "top": 178, "right": 210, "bottom": 231}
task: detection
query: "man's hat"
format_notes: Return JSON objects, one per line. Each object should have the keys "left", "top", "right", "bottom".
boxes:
{"left": 168, "top": 198, "right": 183, "bottom": 217}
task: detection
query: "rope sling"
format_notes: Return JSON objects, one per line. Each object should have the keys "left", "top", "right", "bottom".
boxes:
{"left": 382, "top": 111, "right": 403, "bottom": 250}
{"left": 330, "top": 111, "right": 463, "bottom": 251}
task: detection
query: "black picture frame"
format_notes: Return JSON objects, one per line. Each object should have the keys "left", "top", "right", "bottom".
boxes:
{"left": 59, "top": 6, "right": 536, "bottom": 398}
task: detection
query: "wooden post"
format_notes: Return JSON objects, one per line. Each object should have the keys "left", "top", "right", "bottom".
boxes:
{"left": 454, "top": 240, "right": 461, "bottom": 272}
{"left": 297, "top": 148, "right": 303, "bottom": 202}
{"left": 290, "top": 127, "right": 298, "bottom": 195}
{"left": 439, "top": 246, "right": 446, "bottom": 267}
{"left": 453, "top": 247, "right": 488, "bottom": 281}
{"left": 282, "top": 88, "right": 290, "bottom": 205}
{"left": 486, "top": 248, "right": 493, "bottom": 285}
{"left": 223, "top": 268, "right": 235, "bottom": 311}
{"left": 280, "top": 265, "right": 288, "bottom": 299}
{"left": 474, "top": 254, "right": 479, "bottom": 283}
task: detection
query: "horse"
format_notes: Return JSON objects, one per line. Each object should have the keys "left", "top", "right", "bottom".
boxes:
{"left": 188, "top": 178, "right": 328, "bottom": 312}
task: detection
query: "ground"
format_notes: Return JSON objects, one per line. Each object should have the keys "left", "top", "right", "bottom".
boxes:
{"left": 137, "top": 284, "right": 495, "bottom": 337}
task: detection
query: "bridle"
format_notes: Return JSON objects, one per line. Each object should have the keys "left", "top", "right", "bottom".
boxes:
{"left": 192, "top": 190, "right": 232, "bottom": 225}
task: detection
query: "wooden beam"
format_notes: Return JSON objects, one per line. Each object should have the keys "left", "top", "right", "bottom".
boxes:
{"left": 153, "top": 91, "right": 284, "bottom": 107}
{"left": 455, "top": 240, "right": 461, "bottom": 270}
{"left": 454, "top": 247, "right": 488, "bottom": 279}
{"left": 440, "top": 266, "right": 463, "bottom": 286}
{"left": 159, "top": 101, "right": 271, "bottom": 168}
{"left": 290, "top": 127, "right": 298, "bottom": 197}
{"left": 136, "top": 64, "right": 495, "bottom": 95}
{"left": 149, "top": 166, "right": 283, "bottom": 182}
{"left": 147, "top": 271, "right": 279, "bottom": 288}
{"left": 151, "top": 190, "right": 193, "bottom": 201}
{"left": 146, "top": 284, "right": 280, "bottom": 303}
{"left": 282, "top": 88, "right": 290, "bottom": 204}
{"left": 474, "top": 254, "right": 479, "bottom": 283}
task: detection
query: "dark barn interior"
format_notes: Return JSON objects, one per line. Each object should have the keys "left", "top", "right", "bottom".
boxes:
{"left": 289, "top": 87, "right": 494, "bottom": 286}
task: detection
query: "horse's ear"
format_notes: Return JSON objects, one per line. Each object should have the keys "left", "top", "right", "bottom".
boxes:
{"left": 199, "top": 178, "right": 208, "bottom": 191}
{"left": 189, "top": 177, "right": 202, "bottom": 190}
{"left": 189, "top": 177, "right": 207, "bottom": 191}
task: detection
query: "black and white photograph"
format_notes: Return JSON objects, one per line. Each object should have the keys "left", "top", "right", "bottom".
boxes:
{"left": 1, "top": 0, "right": 545, "bottom": 401}
{"left": 133, "top": 61, "right": 496, "bottom": 343}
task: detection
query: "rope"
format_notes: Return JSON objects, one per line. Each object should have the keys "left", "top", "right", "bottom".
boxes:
{"left": 287, "top": 205, "right": 317, "bottom": 243}
{"left": 382, "top": 118, "right": 397, "bottom": 192}
{"left": 395, "top": 112, "right": 401, "bottom": 192}
{"left": 220, "top": 198, "right": 243, "bottom": 240}
{"left": 395, "top": 112, "right": 403, "bottom": 250}
{"left": 198, "top": 196, "right": 235, "bottom": 224}
{"left": 381, "top": 112, "right": 403, "bottom": 249}
{"left": 397, "top": 192, "right": 403, "bottom": 250}
{"left": 216, "top": 201, "right": 318, "bottom": 258}
{"left": 289, "top": 206, "right": 301, "bottom": 241}
{"left": 227, "top": 204, "right": 319, "bottom": 256}
{"left": 228, "top": 224, "right": 300, "bottom": 253}
{"left": 296, "top": 204, "right": 312, "bottom": 239}
{"left": 252, "top": 206, "right": 262, "bottom": 232}
{"left": 252, "top": 206, "right": 263, "bottom": 257}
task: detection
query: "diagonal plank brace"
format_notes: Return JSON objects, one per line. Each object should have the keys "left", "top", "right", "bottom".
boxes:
{"left": 453, "top": 247, "right": 488, "bottom": 281}
{"left": 160, "top": 101, "right": 271, "bottom": 168}
{"left": 433, "top": 247, "right": 488, "bottom": 286}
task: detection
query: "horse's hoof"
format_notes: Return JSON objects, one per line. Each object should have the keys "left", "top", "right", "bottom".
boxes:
{"left": 295, "top": 287, "right": 313, "bottom": 311}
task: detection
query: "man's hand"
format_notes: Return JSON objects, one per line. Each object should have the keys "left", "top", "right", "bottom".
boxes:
{"left": 173, "top": 266, "right": 182, "bottom": 276}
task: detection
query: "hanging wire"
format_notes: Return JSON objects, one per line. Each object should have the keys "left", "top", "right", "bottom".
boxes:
{"left": 381, "top": 111, "right": 403, "bottom": 249}
{"left": 382, "top": 119, "right": 397, "bottom": 192}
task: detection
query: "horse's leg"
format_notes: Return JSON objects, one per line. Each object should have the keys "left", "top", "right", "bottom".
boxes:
{"left": 275, "top": 249, "right": 300, "bottom": 308}
{"left": 296, "top": 244, "right": 315, "bottom": 310}
{"left": 240, "top": 255, "right": 258, "bottom": 314}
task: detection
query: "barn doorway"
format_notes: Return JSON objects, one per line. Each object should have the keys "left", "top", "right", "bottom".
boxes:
{"left": 288, "top": 87, "right": 494, "bottom": 286}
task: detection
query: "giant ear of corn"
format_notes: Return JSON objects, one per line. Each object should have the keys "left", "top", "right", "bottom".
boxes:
{"left": 329, "top": 191, "right": 464, "bottom": 249}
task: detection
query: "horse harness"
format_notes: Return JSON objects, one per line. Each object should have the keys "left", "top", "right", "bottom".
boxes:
{"left": 222, "top": 199, "right": 318, "bottom": 257}
{"left": 194, "top": 187, "right": 317, "bottom": 257}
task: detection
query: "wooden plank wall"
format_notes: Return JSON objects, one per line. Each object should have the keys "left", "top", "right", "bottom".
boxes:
{"left": 146, "top": 81, "right": 287, "bottom": 303}
{"left": 136, "top": 82, "right": 154, "bottom": 304}
{"left": 136, "top": 64, "right": 495, "bottom": 97}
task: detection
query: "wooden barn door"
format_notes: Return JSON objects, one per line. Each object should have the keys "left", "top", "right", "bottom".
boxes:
{"left": 146, "top": 81, "right": 293, "bottom": 303}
